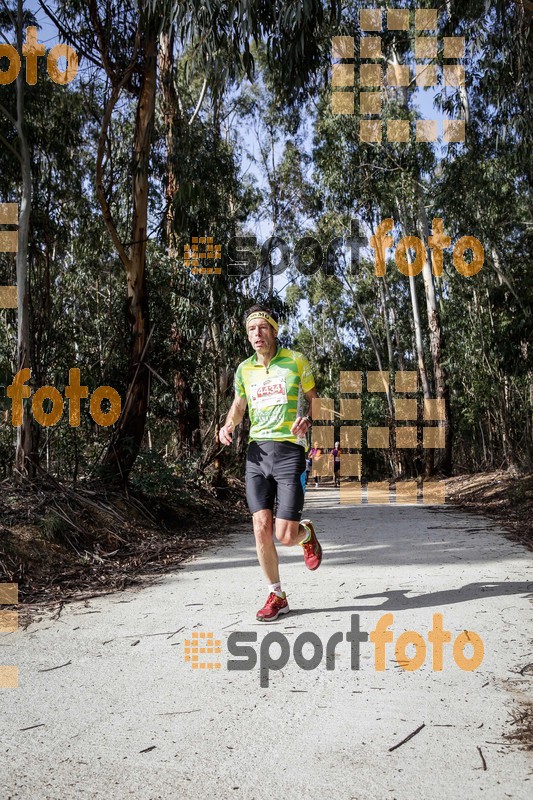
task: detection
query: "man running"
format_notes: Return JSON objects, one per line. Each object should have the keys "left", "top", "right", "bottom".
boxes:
{"left": 332, "top": 441, "right": 341, "bottom": 487}
{"left": 219, "top": 305, "right": 323, "bottom": 621}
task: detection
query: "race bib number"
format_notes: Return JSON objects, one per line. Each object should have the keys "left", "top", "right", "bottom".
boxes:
{"left": 249, "top": 376, "right": 288, "bottom": 410}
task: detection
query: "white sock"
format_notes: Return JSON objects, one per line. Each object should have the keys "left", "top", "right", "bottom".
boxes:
{"left": 268, "top": 582, "right": 284, "bottom": 598}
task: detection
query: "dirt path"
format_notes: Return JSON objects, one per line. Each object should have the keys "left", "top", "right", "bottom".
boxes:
{"left": 1, "top": 487, "right": 532, "bottom": 799}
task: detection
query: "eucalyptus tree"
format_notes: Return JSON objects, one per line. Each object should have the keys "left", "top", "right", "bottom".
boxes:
{"left": 431, "top": 0, "right": 533, "bottom": 470}
{"left": 0, "top": 0, "right": 98, "bottom": 480}
{"left": 0, "top": 0, "right": 39, "bottom": 478}
{"left": 44, "top": 0, "right": 341, "bottom": 482}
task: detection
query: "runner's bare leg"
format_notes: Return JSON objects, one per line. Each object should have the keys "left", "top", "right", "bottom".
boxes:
{"left": 275, "top": 518, "right": 309, "bottom": 546}
{"left": 252, "top": 509, "right": 279, "bottom": 584}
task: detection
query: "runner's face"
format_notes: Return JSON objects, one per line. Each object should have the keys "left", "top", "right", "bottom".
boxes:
{"left": 247, "top": 319, "right": 276, "bottom": 353}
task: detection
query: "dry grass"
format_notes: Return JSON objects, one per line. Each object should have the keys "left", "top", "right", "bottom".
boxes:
{"left": 446, "top": 470, "right": 533, "bottom": 550}
{"left": 0, "top": 475, "right": 248, "bottom": 609}
{"left": 505, "top": 702, "right": 533, "bottom": 751}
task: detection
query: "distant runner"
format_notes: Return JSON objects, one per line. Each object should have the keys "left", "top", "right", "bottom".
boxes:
{"left": 332, "top": 441, "right": 341, "bottom": 487}
{"left": 305, "top": 447, "right": 312, "bottom": 485}
{"left": 219, "top": 305, "right": 323, "bottom": 621}
{"left": 309, "top": 441, "right": 322, "bottom": 488}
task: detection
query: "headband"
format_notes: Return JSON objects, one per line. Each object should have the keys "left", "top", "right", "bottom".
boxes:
{"left": 246, "top": 311, "right": 279, "bottom": 334}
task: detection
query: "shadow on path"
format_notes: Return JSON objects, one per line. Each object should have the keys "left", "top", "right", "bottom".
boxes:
{"left": 191, "top": 516, "right": 529, "bottom": 570}
{"left": 291, "top": 581, "right": 533, "bottom": 616}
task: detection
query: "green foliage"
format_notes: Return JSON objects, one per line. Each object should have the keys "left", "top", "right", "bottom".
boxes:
{"left": 0, "top": 0, "right": 530, "bottom": 491}
{"left": 128, "top": 451, "right": 185, "bottom": 499}
{"left": 38, "top": 512, "right": 68, "bottom": 543}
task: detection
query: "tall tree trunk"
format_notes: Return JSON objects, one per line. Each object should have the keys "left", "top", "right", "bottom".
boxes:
{"left": 378, "top": 279, "right": 394, "bottom": 370}
{"left": 343, "top": 269, "right": 399, "bottom": 477}
{"left": 209, "top": 287, "right": 228, "bottom": 489}
{"left": 383, "top": 277, "right": 404, "bottom": 370}
{"left": 377, "top": 277, "right": 402, "bottom": 476}
{"left": 397, "top": 201, "right": 431, "bottom": 399}
{"left": 14, "top": 0, "right": 37, "bottom": 480}
{"left": 499, "top": 377, "right": 518, "bottom": 473}
{"left": 416, "top": 195, "right": 452, "bottom": 475}
{"left": 159, "top": 28, "right": 199, "bottom": 451}
{"left": 101, "top": 23, "right": 158, "bottom": 481}
{"left": 159, "top": 28, "right": 179, "bottom": 251}
{"left": 397, "top": 201, "right": 433, "bottom": 477}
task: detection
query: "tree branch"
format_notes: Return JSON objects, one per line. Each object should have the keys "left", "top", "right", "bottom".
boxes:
{"left": 188, "top": 76, "right": 208, "bottom": 126}
{"left": 0, "top": 0, "right": 16, "bottom": 29}
{"left": 0, "top": 131, "right": 20, "bottom": 163}
{"left": 92, "top": 15, "right": 142, "bottom": 272}
{"left": 37, "top": 0, "right": 103, "bottom": 69}
{"left": 0, "top": 99, "right": 17, "bottom": 128}
{"left": 88, "top": 0, "right": 117, "bottom": 83}
{"left": 95, "top": 83, "right": 132, "bottom": 271}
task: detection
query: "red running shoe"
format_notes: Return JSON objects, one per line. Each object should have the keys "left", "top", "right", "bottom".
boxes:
{"left": 300, "top": 519, "right": 322, "bottom": 571}
{"left": 256, "top": 592, "right": 290, "bottom": 622}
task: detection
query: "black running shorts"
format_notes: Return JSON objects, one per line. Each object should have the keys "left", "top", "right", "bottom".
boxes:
{"left": 245, "top": 440, "right": 307, "bottom": 521}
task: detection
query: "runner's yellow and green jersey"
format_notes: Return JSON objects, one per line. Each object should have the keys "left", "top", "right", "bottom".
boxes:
{"left": 235, "top": 347, "right": 315, "bottom": 446}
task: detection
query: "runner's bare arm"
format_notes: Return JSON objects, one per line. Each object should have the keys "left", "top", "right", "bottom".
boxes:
{"left": 291, "top": 386, "right": 318, "bottom": 437}
{"left": 219, "top": 393, "right": 247, "bottom": 445}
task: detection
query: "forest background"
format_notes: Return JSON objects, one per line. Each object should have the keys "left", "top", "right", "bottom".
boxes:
{"left": 0, "top": 0, "right": 531, "bottom": 592}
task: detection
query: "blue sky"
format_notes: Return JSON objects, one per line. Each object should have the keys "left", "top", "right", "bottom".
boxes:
{"left": 20, "top": 0, "right": 462, "bottom": 307}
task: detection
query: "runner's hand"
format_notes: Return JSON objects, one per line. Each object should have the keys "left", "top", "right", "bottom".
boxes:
{"left": 219, "top": 422, "right": 234, "bottom": 446}
{"left": 291, "top": 416, "right": 311, "bottom": 437}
